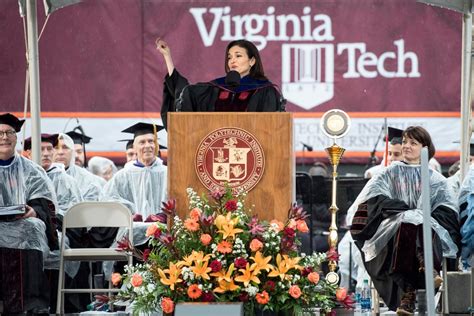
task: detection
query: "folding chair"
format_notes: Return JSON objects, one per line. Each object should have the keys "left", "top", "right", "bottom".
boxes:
{"left": 56, "top": 202, "right": 133, "bottom": 314}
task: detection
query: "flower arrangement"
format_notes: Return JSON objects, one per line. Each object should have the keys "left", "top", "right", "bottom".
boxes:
{"left": 113, "top": 187, "right": 352, "bottom": 315}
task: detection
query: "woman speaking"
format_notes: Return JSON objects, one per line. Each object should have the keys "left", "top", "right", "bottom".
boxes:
{"left": 156, "top": 39, "right": 285, "bottom": 129}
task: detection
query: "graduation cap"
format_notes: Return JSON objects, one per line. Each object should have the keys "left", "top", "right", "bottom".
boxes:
{"left": 387, "top": 127, "right": 403, "bottom": 144}
{"left": 23, "top": 134, "right": 59, "bottom": 151}
{"left": 66, "top": 130, "right": 92, "bottom": 145}
{"left": 122, "top": 122, "right": 165, "bottom": 157}
{"left": 119, "top": 139, "right": 134, "bottom": 150}
{"left": 454, "top": 138, "right": 474, "bottom": 154}
{"left": 121, "top": 122, "right": 164, "bottom": 139}
{"left": 0, "top": 113, "right": 25, "bottom": 132}
{"left": 119, "top": 138, "right": 167, "bottom": 150}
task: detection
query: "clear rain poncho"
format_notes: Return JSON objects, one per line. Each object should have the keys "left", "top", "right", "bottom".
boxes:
{"left": 347, "top": 161, "right": 459, "bottom": 262}
{"left": 0, "top": 153, "right": 58, "bottom": 258}
{"left": 100, "top": 157, "right": 167, "bottom": 218}
{"left": 458, "top": 165, "right": 474, "bottom": 267}
{"left": 46, "top": 163, "right": 83, "bottom": 215}
{"left": 58, "top": 133, "right": 106, "bottom": 201}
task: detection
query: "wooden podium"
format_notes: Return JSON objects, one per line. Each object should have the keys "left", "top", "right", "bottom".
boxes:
{"left": 167, "top": 112, "right": 293, "bottom": 222}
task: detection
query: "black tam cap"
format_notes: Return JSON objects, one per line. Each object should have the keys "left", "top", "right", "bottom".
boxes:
{"left": 66, "top": 130, "right": 92, "bottom": 145}
{"left": 387, "top": 127, "right": 403, "bottom": 144}
{"left": 23, "top": 133, "right": 59, "bottom": 151}
{"left": 121, "top": 122, "right": 164, "bottom": 139}
{"left": 0, "top": 113, "right": 25, "bottom": 132}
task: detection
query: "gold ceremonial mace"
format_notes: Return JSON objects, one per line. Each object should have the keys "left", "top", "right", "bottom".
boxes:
{"left": 319, "top": 109, "right": 351, "bottom": 285}
{"left": 325, "top": 142, "right": 345, "bottom": 285}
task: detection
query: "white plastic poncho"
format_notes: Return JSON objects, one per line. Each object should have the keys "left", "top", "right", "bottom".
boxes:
{"left": 347, "top": 161, "right": 458, "bottom": 262}
{"left": 46, "top": 163, "right": 83, "bottom": 215}
{"left": 0, "top": 153, "right": 58, "bottom": 258}
{"left": 458, "top": 165, "right": 474, "bottom": 268}
{"left": 101, "top": 157, "right": 167, "bottom": 218}
{"left": 58, "top": 133, "right": 106, "bottom": 201}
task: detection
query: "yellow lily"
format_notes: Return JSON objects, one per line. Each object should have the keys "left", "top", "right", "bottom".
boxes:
{"left": 210, "top": 263, "right": 235, "bottom": 283}
{"left": 249, "top": 251, "right": 274, "bottom": 274}
{"left": 214, "top": 212, "right": 239, "bottom": 230}
{"left": 158, "top": 262, "right": 183, "bottom": 290}
{"left": 235, "top": 263, "right": 261, "bottom": 287}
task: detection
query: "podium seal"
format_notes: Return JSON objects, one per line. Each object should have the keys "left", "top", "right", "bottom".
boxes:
{"left": 195, "top": 127, "right": 265, "bottom": 193}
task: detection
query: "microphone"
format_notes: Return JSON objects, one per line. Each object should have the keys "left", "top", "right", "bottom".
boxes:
{"left": 301, "top": 142, "right": 313, "bottom": 151}
{"left": 225, "top": 70, "right": 241, "bottom": 88}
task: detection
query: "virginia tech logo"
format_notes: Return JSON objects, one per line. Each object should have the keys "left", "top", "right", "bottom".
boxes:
{"left": 282, "top": 43, "right": 334, "bottom": 110}
{"left": 195, "top": 127, "right": 265, "bottom": 193}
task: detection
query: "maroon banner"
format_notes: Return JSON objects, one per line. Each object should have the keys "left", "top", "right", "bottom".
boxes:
{"left": 0, "top": 0, "right": 461, "bottom": 114}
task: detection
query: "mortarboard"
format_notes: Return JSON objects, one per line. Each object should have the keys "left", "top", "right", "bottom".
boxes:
{"left": 23, "top": 134, "right": 59, "bottom": 151}
{"left": 121, "top": 122, "right": 164, "bottom": 139}
{"left": 387, "top": 127, "right": 403, "bottom": 144}
{"left": 119, "top": 138, "right": 167, "bottom": 150}
{"left": 119, "top": 139, "right": 134, "bottom": 150}
{"left": 454, "top": 138, "right": 474, "bottom": 154}
{"left": 66, "top": 130, "right": 92, "bottom": 145}
{"left": 0, "top": 113, "right": 25, "bottom": 132}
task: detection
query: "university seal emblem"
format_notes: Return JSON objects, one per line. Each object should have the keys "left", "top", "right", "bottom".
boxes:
{"left": 195, "top": 127, "right": 265, "bottom": 193}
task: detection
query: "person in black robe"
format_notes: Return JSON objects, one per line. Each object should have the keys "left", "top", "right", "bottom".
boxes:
{"left": 349, "top": 126, "right": 461, "bottom": 315}
{"left": 0, "top": 113, "right": 58, "bottom": 314}
{"left": 156, "top": 38, "right": 285, "bottom": 130}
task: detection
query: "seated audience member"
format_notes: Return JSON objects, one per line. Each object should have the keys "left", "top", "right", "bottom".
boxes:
{"left": 120, "top": 139, "right": 137, "bottom": 163}
{"left": 0, "top": 113, "right": 58, "bottom": 314}
{"left": 364, "top": 127, "right": 403, "bottom": 178}
{"left": 350, "top": 126, "right": 460, "bottom": 314}
{"left": 101, "top": 122, "right": 167, "bottom": 218}
{"left": 88, "top": 156, "right": 117, "bottom": 181}
{"left": 54, "top": 133, "right": 105, "bottom": 201}
{"left": 23, "top": 134, "right": 82, "bottom": 215}
{"left": 66, "top": 130, "right": 92, "bottom": 168}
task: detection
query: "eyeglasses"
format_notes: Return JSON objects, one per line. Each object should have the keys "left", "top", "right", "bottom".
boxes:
{"left": 0, "top": 130, "right": 16, "bottom": 138}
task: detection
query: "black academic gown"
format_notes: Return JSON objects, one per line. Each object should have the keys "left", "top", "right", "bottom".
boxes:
{"left": 161, "top": 69, "right": 284, "bottom": 129}
{"left": 351, "top": 195, "right": 461, "bottom": 311}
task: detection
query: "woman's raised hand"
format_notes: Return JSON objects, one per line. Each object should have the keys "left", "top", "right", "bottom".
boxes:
{"left": 156, "top": 38, "right": 171, "bottom": 56}
{"left": 155, "top": 38, "right": 174, "bottom": 76}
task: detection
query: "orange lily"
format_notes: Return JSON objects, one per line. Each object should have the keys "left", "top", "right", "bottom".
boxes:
{"left": 213, "top": 279, "right": 240, "bottom": 293}
{"left": 235, "top": 263, "right": 261, "bottom": 287}
{"left": 268, "top": 254, "right": 302, "bottom": 281}
{"left": 177, "top": 250, "right": 211, "bottom": 267}
{"left": 158, "top": 262, "right": 183, "bottom": 290}
{"left": 210, "top": 263, "right": 235, "bottom": 283}
{"left": 249, "top": 251, "right": 274, "bottom": 274}
{"left": 191, "top": 260, "right": 212, "bottom": 280}
{"left": 218, "top": 221, "right": 244, "bottom": 240}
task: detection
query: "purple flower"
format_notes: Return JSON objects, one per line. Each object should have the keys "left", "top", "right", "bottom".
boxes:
{"left": 142, "top": 248, "right": 151, "bottom": 261}
{"left": 288, "top": 203, "right": 309, "bottom": 221}
{"left": 210, "top": 188, "right": 225, "bottom": 200}
{"left": 248, "top": 216, "right": 265, "bottom": 236}
{"left": 201, "top": 291, "right": 215, "bottom": 302}
{"left": 161, "top": 199, "right": 176, "bottom": 217}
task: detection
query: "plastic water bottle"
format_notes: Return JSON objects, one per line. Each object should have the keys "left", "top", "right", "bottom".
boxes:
{"left": 361, "top": 279, "right": 372, "bottom": 313}
{"left": 354, "top": 286, "right": 362, "bottom": 315}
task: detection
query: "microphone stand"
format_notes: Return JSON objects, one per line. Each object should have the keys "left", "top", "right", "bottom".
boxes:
{"left": 365, "top": 124, "right": 385, "bottom": 171}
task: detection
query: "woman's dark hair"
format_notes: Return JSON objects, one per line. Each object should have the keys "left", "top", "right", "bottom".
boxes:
{"left": 403, "top": 126, "right": 436, "bottom": 159}
{"left": 224, "top": 39, "right": 267, "bottom": 80}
